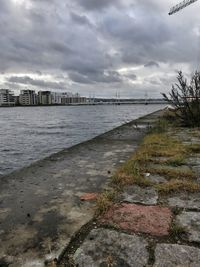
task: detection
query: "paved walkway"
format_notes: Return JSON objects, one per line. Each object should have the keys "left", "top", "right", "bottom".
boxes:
{"left": 0, "top": 111, "right": 161, "bottom": 267}
{"left": 58, "top": 123, "right": 200, "bottom": 267}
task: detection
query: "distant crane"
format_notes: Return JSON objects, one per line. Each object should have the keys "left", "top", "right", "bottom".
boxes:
{"left": 169, "top": 0, "right": 199, "bottom": 15}
{"left": 169, "top": 0, "right": 200, "bottom": 70}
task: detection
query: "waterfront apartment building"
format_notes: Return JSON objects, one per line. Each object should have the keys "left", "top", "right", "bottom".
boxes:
{"left": 51, "top": 92, "right": 87, "bottom": 105}
{"left": 38, "top": 91, "right": 52, "bottom": 105}
{"left": 61, "top": 93, "right": 87, "bottom": 105}
{"left": 19, "top": 90, "right": 38, "bottom": 106}
{"left": 51, "top": 92, "right": 64, "bottom": 105}
{"left": 0, "top": 89, "right": 15, "bottom": 106}
{"left": 1, "top": 89, "right": 87, "bottom": 106}
{"left": 51, "top": 92, "right": 72, "bottom": 105}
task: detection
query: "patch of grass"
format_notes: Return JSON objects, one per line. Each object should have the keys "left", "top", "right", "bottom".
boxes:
{"left": 120, "top": 133, "right": 187, "bottom": 169}
{"left": 170, "top": 222, "right": 186, "bottom": 239}
{"left": 191, "top": 129, "right": 200, "bottom": 138}
{"left": 95, "top": 190, "right": 117, "bottom": 216}
{"left": 142, "top": 133, "right": 188, "bottom": 158}
{"left": 150, "top": 118, "right": 171, "bottom": 133}
{"left": 118, "top": 160, "right": 141, "bottom": 177}
{"left": 164, "top": 155, "right": 186, "bottom": 167}
{"left": 155, "top": 179, "right": 200, "bottom": 194}
{"left": 172, "top": 207, "right": 182, "bottom": 216}
{"left": 150, "top": 155, "right": 186, "bottom": 167}
{"left": 111, "top": 173, "right": 134, "bottom": 188}
{"left": 147, "top": 165, "right": 196, "bottom": 180}
{"left": 129, "top": 150, "right": 152, "bottom": 167}
{"left": 187, "top": 143, "right": 200, "bottom": 153}
{"left": 162, "top": 109, "right": 180, "bottom": 126}
{"left": 111, "top": 173, "right": 153, "bottom": 188}
{"left": 113, "top": 156, "right": 153, "bottom": 188}
{"left": 110, "top": 129, "right": 189, "bottom": 192}
{"left": 95, "top": 116, "right": 196, "bottom": 216}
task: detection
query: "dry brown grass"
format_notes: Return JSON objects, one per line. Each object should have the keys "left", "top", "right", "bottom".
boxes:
{"left": 142, "top": 133, "right": 188, "bottom": 158}
{"left": 187, "top": 143, "right": 200, "bottom": 153}
{"left": 191, "top": 129, "right": 200, "bottom": 138}
{"left": 118, "top": 160, "right": 141, "bottom": 177}
{"left": 148, "top": 155, "right": 186, "bottom": 167}
{"left": 147, "top": 165, "right": 196, "bottom": 180}
{"left": 95, "top": 190, "right": 117, "bottom": 216}
{"left": 111, "top": 173, "right": 153, "bottom": 188}
{"left": 155, "top": 179, "right": 200, "bottom": 194}
{"left": 113, "top": 131, "right": 190, "bottom": 186}
{"left": 95, "top": 117, "right": 200, "bottom": 215}
{"left": 164, "top": 155, "right": 186, "bottom": 166}
{"left": 120, "top": 133, "right": 188, "bottom": 172}
{"left": 104, "top": 127, "right": 193, "bottom": 198}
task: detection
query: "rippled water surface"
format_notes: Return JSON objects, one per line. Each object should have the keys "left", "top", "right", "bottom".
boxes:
{"left": 0, "top": 104, "right": 165, "bottom": 175}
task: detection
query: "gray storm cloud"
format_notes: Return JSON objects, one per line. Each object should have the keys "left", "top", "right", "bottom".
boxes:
{"left": 0, "top": 0, "right": 200, "bottom": 97}
{"left": 7, "top": 76, "right": 66, "bottom": 89}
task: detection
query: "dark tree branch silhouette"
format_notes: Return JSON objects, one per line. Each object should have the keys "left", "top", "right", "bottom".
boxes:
{"left": 163, "top": 71, "right": 200, "bottom": 127}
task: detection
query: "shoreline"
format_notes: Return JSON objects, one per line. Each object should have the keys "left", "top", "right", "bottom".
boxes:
{"left": 1, "top": 108, "right": 165, "bottom": 180}
{"left": 0, "top": 102, "right": 166, "bottom": 108}
{"left": 0, "top": 109, "right": 165, "bottom": 267}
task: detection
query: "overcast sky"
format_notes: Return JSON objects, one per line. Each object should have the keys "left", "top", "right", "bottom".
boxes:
{"left": 0, "top": 0, "right": 200, "bottom": 98}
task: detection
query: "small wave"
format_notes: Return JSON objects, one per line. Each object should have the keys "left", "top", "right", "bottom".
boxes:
{"left": 34, "top": 131, "right": 65, "bottom": 136}
{"left": 38, "top": 125, "right": 72, "bottom": 130}
{"left": 0, "top": 104, "right": 165, "bottom": 176}
{"left": 1, "top": 149, "right": 11, "bottom": 152}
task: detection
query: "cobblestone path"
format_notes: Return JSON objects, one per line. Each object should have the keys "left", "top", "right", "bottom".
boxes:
{"left": 58, "top": 124, "right": 200, "bottom": 267}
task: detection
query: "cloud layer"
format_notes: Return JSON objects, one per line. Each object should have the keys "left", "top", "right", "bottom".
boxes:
{"left": 0, "top": 0, "right": 200, "bottom": 97}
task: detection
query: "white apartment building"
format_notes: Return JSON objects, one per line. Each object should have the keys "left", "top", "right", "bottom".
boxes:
{"left": 19, "top": 90, "right": 37, "bottom": 106}
{"left": 0, "top": 89, "right": 15, "bottom": 106}
{"left": 51, "top": 92, "right": 63, "bottom": 105}
{"left": 61, "top": 94, "right": 87, "bottom": 105}
{"left": 51, "top": 92, "right": 73, "bottom": 104}
{"left": 38, "top": 91, "right": 52, "bottom": 105}
{"left": 52, "top": 92, "right": 86, "bottom": 105}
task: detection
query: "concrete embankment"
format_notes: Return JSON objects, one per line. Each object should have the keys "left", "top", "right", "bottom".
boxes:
{"left": 0, "top": 110, "right": 163, "bottom": 267}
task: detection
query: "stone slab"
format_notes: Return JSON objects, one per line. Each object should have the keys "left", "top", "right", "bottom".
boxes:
{"left": 100, "top": 203, "right": 172, "bottom": 236}
{"left": 146, "top": 174, "right": 167, "bottom": 184}
{"left": 154, "top": 244, "right": 200, "bottom": 267}
{"left": 168, "top": 192, "right": 200, "bottom": 210}
{"left": 192, "top": 165, "right": 200, "bottom": 176}
{"left": 148, "top": 164, "right": 192, "bottom": 173}
{"left": 121, "top": 185, "right": 158, "bottom": 205}
{"left": 187, "top": 157, "right": 200, "bottom": 166}
{"left": 74, "top": 228, "right": 148, "bottom": 267}
{"left": 176, "top": 211, "right": 200, "bottom": 243}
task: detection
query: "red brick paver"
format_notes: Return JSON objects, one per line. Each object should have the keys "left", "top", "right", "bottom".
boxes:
{"left": 100, "top": 203, "right": 172, "bottom": 236}
{"left": 80, "top": 193, "right": 98, "bottom": 201}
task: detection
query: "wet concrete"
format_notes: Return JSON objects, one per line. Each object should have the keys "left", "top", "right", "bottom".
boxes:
{"left": 0, "top": 110, "right": 163, "bottom": 266}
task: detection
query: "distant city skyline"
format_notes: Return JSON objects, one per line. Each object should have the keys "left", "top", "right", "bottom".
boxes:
{"left": 0, "top": 89, "right": 87, "bottom": 106}
{"left": 0, "top": 0, "right": 200, "bottom": 98}
{"left": 0, "top": 88, "right": 165, "bottom": 107}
